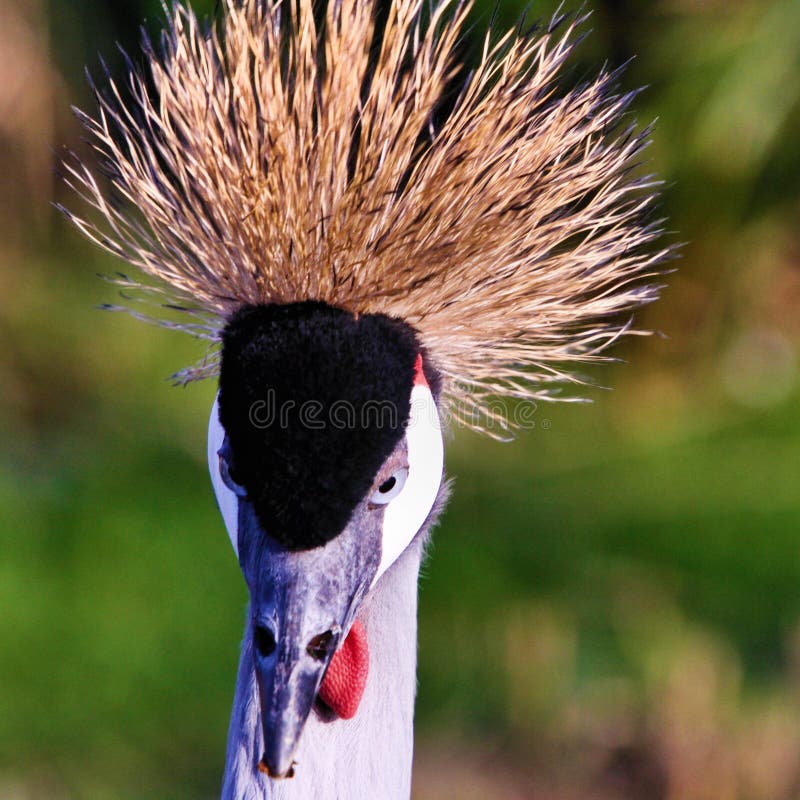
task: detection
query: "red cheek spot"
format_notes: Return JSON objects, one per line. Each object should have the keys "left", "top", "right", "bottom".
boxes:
{"left": 413, "top": 353, "right": 428, "bottom": 388}
{"left": 318, "top": 619, "right": 369, "bottom": 720}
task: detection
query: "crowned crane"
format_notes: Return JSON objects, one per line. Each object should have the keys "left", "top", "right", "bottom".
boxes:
{"left": 62, "top": 0, "right": 668, "bottom": 796}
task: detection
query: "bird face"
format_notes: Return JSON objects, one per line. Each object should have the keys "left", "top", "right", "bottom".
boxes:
{"left": 207, "top": 302, "right": 444, "bottom": 778}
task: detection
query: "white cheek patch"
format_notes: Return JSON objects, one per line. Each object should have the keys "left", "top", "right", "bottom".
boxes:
{"left": 372, "top": 381, "right": 444, "bottom": 587}
{"left": 208, "top": 393, "right": 240, "bottom": 558}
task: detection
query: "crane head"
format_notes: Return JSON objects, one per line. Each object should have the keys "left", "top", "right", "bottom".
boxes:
{"left": 207, "top": 301, "right": 445, "bottom": 778}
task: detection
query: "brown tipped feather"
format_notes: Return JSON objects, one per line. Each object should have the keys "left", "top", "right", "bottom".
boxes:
{"left": 65, "top": 0, "right": 670, "bottom": 433}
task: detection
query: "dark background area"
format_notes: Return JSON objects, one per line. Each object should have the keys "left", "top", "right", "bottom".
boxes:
{"left": 2, "top": 0, "right": 799, "bottom": 797}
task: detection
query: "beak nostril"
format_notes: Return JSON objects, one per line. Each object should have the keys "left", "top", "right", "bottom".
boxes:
{"left": 254, "top": 625, "right": 277, "bottom": 659}
{"left": 306, "top": 630, "right": 335, "bottom": 662}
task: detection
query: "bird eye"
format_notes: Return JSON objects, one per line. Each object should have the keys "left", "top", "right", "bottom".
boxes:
{"left": 218, "top": 451, "right": 247, "bottom": 497}
{"left": 369, "top": 467, "right": 409, "bottom": 506}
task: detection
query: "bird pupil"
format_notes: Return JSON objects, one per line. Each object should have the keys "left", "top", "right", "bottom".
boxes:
{"left": 379, "top": 476, "right": 396, "bottom": 494}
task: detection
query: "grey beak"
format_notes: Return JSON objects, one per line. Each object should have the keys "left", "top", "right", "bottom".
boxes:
{"left": 256, "top": 656, "right": 327, "bottom": 779}
{"left": 237, "top": 500, "right": 380, "bottom": 779}
{"left": 252, "top": 572, "right": 343, "bottom": 779}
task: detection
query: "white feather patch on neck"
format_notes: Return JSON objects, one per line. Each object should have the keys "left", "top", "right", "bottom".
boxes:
{"left": 208, "top": 393, "right": 239, "bottom": 557}
{"left": 373, "top": 383, "right": 443, "bottom": 587}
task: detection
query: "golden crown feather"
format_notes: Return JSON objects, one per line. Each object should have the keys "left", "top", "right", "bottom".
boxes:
{"left": 62, "top": 0, "right": 669, "bottom": 433}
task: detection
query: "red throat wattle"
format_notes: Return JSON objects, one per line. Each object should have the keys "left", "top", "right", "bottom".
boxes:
{"left": 318, "top": 620, "right": 369, "bottom": 719}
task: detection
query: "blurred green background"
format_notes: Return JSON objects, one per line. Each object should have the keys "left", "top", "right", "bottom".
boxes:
{"left": 1, "top": 0, "right": 799, "bottom": 797}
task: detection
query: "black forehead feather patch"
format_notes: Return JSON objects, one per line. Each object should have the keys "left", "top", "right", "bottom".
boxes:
{"left": 218, "top": 301, "right": 424, "bottom": 551}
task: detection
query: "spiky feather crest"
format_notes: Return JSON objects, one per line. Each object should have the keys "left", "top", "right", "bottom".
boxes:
{"left": 64, "top": 0, "right": 668, "bottom": 433}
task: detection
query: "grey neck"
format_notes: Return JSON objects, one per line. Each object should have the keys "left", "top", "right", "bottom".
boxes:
{"left": 222, "top": 537, "right": 424, "bottom": 800}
